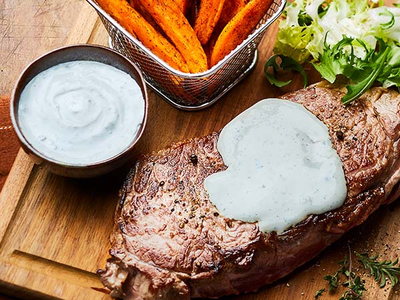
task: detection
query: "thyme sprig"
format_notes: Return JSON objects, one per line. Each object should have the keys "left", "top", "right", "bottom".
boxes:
{"left": 340, "top": 251, "right": 365, "bottom": 300}
{"left": 324, "top": 257, "right": 349, "bottom": 291}
{"left": 315, "top": 246, "right": 400, "bottom": 299}
{"left": 318, "top": 253, "right": 366, "bottom": 300}
{"left": 355, "top": 252, "right": 400, "bottom": 287}
{"left": 315, "top": 288, "right": 325, "bottom": 299}
{"left": 339, "top": 276, "right": 365, "bottom": 300}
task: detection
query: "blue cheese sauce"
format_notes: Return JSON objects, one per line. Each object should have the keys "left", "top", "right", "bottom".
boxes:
{"left": 204, "top": 99, "right": 347, "bottom": 233}
{"left": 18, "top": 61, "right": 144, "bottom": 165}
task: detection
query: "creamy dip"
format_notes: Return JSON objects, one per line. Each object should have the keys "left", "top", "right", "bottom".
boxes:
{"left": 18, "top": 61, "right": 144, "bottom": 165}
{"left": 204, "top": 99, "right": 347, "bottom": 233}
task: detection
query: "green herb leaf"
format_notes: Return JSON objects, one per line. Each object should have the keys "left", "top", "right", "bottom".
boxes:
{"left": 322, "top": 256, "right": 349, "bottom": 292}
{"left": 356, "top": 252, "right": 400, "bottom": 287}
{"left": 316, "top": 250, "right": 400, "bottom": 300}
{"left": 274, "top": 0, "right": 400, "bottom": 105}
{"left": 312, "top": 36, "right": 356, "bottom": 84}
{"left": 264, "top": 54, "right": 308, "bottom": 88}
{"left": 320, "top": 255, "right": 365, "bottom": 300}
{"left": 324, "top": 274, "right": 339, "bottom": 291}
{"left": 339, "top": 276, "right": 365, "bottom": 300}
{"left": 312, "top": 37, "right": 393, "bottom": 105}
{"left": 379, "top": 9, "right": 395, "bottom": 30}
{"left": 378, "top": 43, "right": 400, "bottom": 88}
{"left": 342, "top": 41, "right": 390, "bottom": 104}
{"left": 315, "top": 288, "right": 325, "bottom": 299}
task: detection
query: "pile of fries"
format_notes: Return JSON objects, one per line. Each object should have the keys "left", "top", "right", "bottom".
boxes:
{"left": 97, "top": 0, "right": 274, "bottom": 73}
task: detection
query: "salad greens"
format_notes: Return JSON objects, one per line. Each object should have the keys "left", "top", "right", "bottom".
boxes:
{"left": 264, "top": 54, "right": 308, "bottom": 87}
{"left": 267, "top": 0, "right": 400, "bottom": 104}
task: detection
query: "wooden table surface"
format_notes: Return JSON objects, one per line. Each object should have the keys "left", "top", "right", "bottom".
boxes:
{"left": 0, "top": 0, "right": 84, "bottom": 184}
{"left": 0, "top": 1, "right": 84, "bottom": 298}
{"left": 1, "top": 1, "right": 400, "bottom": 300}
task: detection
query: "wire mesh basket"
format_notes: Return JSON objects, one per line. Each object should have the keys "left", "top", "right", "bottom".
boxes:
{"left": 87, "top": 0, "right": 286, "bottom": 110}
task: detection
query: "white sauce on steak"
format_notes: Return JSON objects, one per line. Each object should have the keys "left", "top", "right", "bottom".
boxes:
{"left": 18, "top": 61, "right": 144, "bottom": 165}
{"left": 204, "top": 99, "right": 347, "bottom": 233}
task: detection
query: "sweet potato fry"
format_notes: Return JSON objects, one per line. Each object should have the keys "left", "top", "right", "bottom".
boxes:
{"left": 194, "top": 0, "right": 226, "bottom": 45}
{"left": 188, "top": 0, "right": 200, "bottom": 27}
{"left": 173, "top": 0, "right": 191, "bottom": 15}
{"left": 97, "top": 0, "right": 189, "bottom": 72}
{"left": 139, "top": 0, "right": 208, "bottom": 73}
{"left": 205, "top": 0, "right": 246, "bottom": 61}
{"left": 219, "top": 0, "right": 247, "bottom": 27}
{"left": 128, "top": 0, "right": 163, "bottom": 33}
{"left": 210, "top": 0, "right": 273, "bottom": 67}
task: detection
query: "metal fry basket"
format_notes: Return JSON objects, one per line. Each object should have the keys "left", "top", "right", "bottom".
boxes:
{"left": 87, "top": 0, "right": 286, "bottom": 110}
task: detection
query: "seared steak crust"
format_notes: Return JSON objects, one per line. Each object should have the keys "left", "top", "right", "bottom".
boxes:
{"left": 99, "top": 83, "right": 400, "bottom": 299}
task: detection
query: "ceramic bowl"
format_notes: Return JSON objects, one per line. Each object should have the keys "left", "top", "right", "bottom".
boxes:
{"left": 11, "top": 44, "right": 148, "bottom": 178}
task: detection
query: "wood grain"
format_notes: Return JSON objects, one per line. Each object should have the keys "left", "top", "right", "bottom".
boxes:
{"left": 1, "top": 0, "right": 400, "bottom": 300}
{"left": 0, "top": 0, "right": 84, "bottom": 96}
{"left": 0, "top": 96, "right": 19, "bottom": 191}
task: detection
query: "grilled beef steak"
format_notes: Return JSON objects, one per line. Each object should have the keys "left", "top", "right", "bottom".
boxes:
{"left": 98, "top": 82, "right": 400, "bottom": 299}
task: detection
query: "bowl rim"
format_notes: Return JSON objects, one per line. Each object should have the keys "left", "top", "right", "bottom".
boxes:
{"left": 10, "top": 43, "right": 149, "bottom": 169}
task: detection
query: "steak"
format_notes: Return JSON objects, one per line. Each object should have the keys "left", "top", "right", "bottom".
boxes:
{"left": 98, "top": 82, "right": 400, "bottom": 299}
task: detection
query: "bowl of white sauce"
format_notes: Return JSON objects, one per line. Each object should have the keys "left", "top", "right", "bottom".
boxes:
{"left": 11, "top": 44, "right": 148, "bottom": 178}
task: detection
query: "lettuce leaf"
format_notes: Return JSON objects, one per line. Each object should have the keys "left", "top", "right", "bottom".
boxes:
{"left": 269, "top": 0, "right": 400, "bottom": 104}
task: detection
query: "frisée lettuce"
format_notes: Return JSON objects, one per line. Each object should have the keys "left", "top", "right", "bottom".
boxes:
{"left": 267, "top": 0, "right": 400, "bottom": 104}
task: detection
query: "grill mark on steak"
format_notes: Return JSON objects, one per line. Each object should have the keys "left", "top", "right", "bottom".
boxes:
{"left": 99, "top": 83, "right": 400, "bottom": 300}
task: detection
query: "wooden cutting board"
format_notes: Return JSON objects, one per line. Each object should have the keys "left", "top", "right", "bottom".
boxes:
{"left": 1, "top": 1, "right": 400, "bottom": 300}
